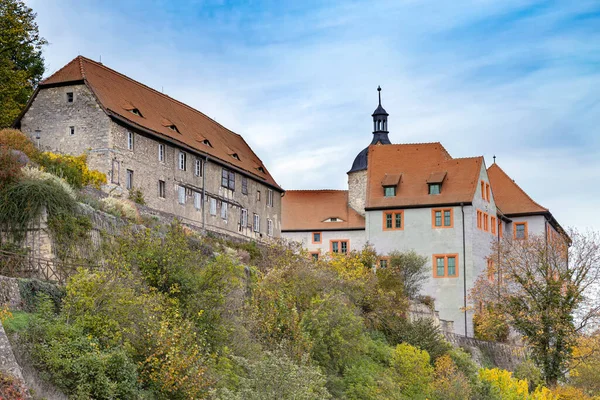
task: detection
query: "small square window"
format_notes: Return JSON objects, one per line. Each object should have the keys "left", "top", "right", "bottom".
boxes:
{"left": 384, "top": 186, "right": 396, "bottom": 197}
{"left": 69, "top": 126, "right": 75, "bottom": 135}
{"left": 383, "top": 211, "right": 403, "bottom": 231}
{"left": 429, "top": 184, "right": 441, "bottom": 195}
{"left": 379, "top": 259, "right": 388, "bottom": 269}
{"left": 515, "top": 222, "right": 527, "bottom": 239}
{"left": 66, "top": 92, "right": 73, "bottom": 103}
{"left": 312, "top": 232, "right": 322, "bottom": 243}
{"left": 257, "top": 190, "right": 261, "bottom": 201}
{"left": 311, "top": 252, "right": 319, "bottom": 261}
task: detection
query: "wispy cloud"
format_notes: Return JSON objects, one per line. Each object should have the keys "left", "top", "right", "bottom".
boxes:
{"left": 26, "top": 0, "right": 600, "bottom": 230}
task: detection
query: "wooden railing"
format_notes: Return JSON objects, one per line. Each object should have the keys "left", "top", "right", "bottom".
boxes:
{"left": 0, "top": 250, "right": 94, "bottom": 284}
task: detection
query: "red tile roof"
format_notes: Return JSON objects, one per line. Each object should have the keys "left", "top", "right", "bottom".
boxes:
{"left": 487, "top": 163, "right": 547, "bottom": 215}
{"left": 39, "top": 56, "right": 281, "bottom": 190}
{"left": 366, "top": 143, "right": 482, "bottom": 209}
{"left": 282, "top": 190, "right": 365, "bottom": 231}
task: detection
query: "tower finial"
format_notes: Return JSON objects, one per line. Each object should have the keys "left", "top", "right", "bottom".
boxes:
{"left": 377, "top": 85, "right": 382, "bottom": 106}
{"left": 493, "top": 155, "right": 496, "bottom": 164}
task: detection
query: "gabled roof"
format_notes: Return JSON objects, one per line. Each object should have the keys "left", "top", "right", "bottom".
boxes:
{"left": 487, "top": 163, "right": 547, "bottom": 215}
{"left": 34, "top": 56, "right": 281, "bottom": 190}
{"left": 366, "top": 143, "right": 483, "bottom": 209}
{"left": 282, "top": 190, "right": 365, "bottom": 231}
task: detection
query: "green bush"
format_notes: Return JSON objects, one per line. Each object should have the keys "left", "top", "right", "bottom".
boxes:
{"left": 385, "top": 317, "right": 452, "bottom": 361}
{"left": 17, "top": 278, "right": 65, "bottom": 313}
{"left": 2, "top": 310, "right": 33, "bottom": 334}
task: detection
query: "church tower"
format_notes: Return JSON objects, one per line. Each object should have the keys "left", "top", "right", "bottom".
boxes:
{"left": 348, "top": 86, "right": 392, "bottom": 215}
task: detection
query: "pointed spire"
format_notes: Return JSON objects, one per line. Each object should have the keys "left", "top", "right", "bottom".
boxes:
{"left": 378, "top": 85, "right": 382, "bottom": 106}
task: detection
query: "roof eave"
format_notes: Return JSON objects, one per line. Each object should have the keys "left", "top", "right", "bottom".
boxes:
{"left": 365, "top": 201, "right": 473, "bottom": 211}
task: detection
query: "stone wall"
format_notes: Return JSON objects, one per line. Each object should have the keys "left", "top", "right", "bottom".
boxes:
{"left": 348, "top": 170, "right": 367, "bottom": 216}
{"left": 444, "top": 332, "right": 526, "bottom": 371}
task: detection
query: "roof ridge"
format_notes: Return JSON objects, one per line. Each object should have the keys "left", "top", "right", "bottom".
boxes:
{"left": 78, "top": 56, "right": 86, "bottom": 79}
{"left": 451, "top": 156, "right": 483, "bottom": 161}
{"left": 41, "top": 56, "right": 84, "bottom": 84}
{"left": 77, "top": 56, "right": 243, "bottom": 140}
{"left": 489, "top": 164, "right": 548, "bottom": 212}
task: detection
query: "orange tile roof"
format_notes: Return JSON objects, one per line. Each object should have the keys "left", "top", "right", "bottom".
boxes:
{"left": 39, "top": 56, "right": 281, "bottom": 190}
{"left": 366, "top": 143, "right": 482, "bottom": 209}
{"left": 487, "top": 163, "right": 547, "bottom": 215}
{"left": 282, "top": 190, "right": 365, "bottom": 231}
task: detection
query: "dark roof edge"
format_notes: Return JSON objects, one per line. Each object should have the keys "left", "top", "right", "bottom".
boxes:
{"left": 39, "top": 79, "right": 86, "bottom": 89}
{"left": 109, "top": 113, "right": 284, "bottom": 192}
{"left": 282, "top": 227, "right": 365, "bottom": 233}
{"left": 365, "top": 202, "right": 472, "bottom": 211}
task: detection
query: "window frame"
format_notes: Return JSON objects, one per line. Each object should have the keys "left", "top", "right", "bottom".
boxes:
{"left": 194, "top": 191, "right": 202, "bottom": 210}
{"left": 221, "top": 201, "right": 228, "bottom": 220}
{"left": 240, "top": 208, "right": 248, "bottom": 228}
{"left": 310, "top": 251, "right": 320, "bottom": 261}
{"left": 383, "top": 186, "right": 396, "bottom": 197}
{"left": 481, "top": 180, "right": 485, "bottom": 200}
{"left": 158, "top": 143, "right": 165, "bottom": 163}
{"left": 378, "top": 257, "right": 390, "bottom": 269}
{"left": 253, "top": 213, "right": 260, "bottom": 232}
{"left": 382, "top": 210, "right": 404, "bottom": 231}
{"left": 428, "top": 183, "right": 441, "bottom": 195}
{"left": 432, "top": 254, "right": 459, "bottom": 278}
{"left": 242, "top": 177, "right": 248, "bottom": 195}
{"left": 312, "top": 232, "right": 322, "bottom": 244}
{"left": 257, "top": 190, "right": 261, "bottom": 201}
{"left": 178, "top": 185, "right": 186, "bottom": 205}
{"left": 127, "top": 131, "right": 134, "bottom": 150}
{"left": 126, "top": 169, "right": 133, "bottom": 190}
{"left": 158, "top": 180, "right": 166, "bottom": 198}
{"left": 431, "top": 208, "right": 453, "bottom": 228}
{"left": 486, "top": 183, "right": 490, "bottom": 202}
{"left": 195, "top": 159, "right": 202, "bottom": 176}
{"left": 178, "top": 151, "right": 187, "bottom": 171}
{"left": 221, "top": 168, "right": 235, "bottom": 190}
{"left": 209, "top": 198, "right": 217, "bottom": 215}
{"left": 267, "top": 219, "right": 273, "bottom": 236}
{"left": 69, "top": 126, "right": 75, "bottom": 136}
{"left": 66, "top": 92, "right": 74, "bottom": 103}
{"left": 267, "top": 189, "right": 274, "bottom": 207}
{"left": 483, "top": 212, "right": 489, "bottom": 232}
{"left": 329, "top": 240, "right": 349, "bottom": 254}
{"left": 491, "top": 216, "right": 497, "bottom": 234}
{"left": 514, "top": 222, "right": 528, "bottom": 240}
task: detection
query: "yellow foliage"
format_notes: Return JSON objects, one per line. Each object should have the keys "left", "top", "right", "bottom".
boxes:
{"left": 550, "top": 385, "right": 594, "bottom": 400}
{"left": 433, "top": 354, "right": 472, "bottom": 400}
{"left": 0, "top": 304, "right": 12, "bottom": 323}
{"left": 39, "top": 151, "right": 107, "bottom": 188}
{"left": 327, "top": 250, "right": 373, "bottom": 281}
{"left": 479, "top": 368, "right": 560, "bottom": 400}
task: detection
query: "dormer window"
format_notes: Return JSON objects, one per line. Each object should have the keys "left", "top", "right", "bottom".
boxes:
{"left": 381, "top": 173, "right": 401, "bottom": 197}
{"left": 427, "top": 171, "right": 446, "bottom": 195}
{"left": 203, "top": 139, "right": 212, "bottom": 147}
{"left": 168, "top": 124, "right": 179, "bottom": 133}
{"left": 257, "top": 166, "right": 266, "bottom": 174}
{"left": 130, "top": 108, "right": 143, "bottom": 117}
{"left": 231, "top": 153, "right": 240, "bottom": 161}
{"left": 323, "top": 217, "right": 343, "bottom": 223}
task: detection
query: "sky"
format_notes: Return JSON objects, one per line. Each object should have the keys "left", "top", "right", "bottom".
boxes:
{"left": 26, "top": 0, "right": 600, "bottom": 231}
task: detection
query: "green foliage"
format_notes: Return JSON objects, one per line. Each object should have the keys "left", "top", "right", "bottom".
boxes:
{"left": 387, "top": 250, "right": 429, "bottom": 299}
{"left": 0, "top": 0, "right": 46, "bottom": 127}
{"left": 2, "top": 310, "right": 31, "bottom": 333}
{"left": 17, "top": 278, "right": 65, "bottom": 312}
{"left": 390, "top": 343, "right": 434, "bottom": 399}
{"left": 214, "top": 351, "right": 331, "bottom": 400}
{"left": 127, "top": 186, "right": 146, "bottom": 205}
{"left": 47, "top": 213, "right": 92, "bottom": 260}
{"left": 0, "top": 178, "right": 76, "bottom": 242}
{"left": 514, "top": 359, "right": 544, "bottom": 393}
{"left": 385, "top": 317, "right": 452, "bottom": 361}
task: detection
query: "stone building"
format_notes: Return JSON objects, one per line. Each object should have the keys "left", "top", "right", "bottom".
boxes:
{"left": 282, "top": 87, "right": 566, "bottom": 336}
{"left": 14, "top": 56, "right": 283, "bottom": 239}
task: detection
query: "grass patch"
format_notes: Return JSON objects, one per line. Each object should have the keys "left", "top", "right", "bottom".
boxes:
{"left": 3, "top": 311, "right": 33, "bottom": 334}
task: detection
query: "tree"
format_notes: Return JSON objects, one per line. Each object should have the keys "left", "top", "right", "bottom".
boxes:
{"left": 0, "top": 0, "right": 46, "bottom": 127}
{"left": 387, "top": 250, "right": 428, "bottom": 299}
{"left": 471, "top": 230, "right": 600, "bottom": 385}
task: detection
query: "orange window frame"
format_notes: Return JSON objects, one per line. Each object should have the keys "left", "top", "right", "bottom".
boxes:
{"left": 432, "top": 254, "right": 459, "bottom": 278}
{"left": 476, "top": 210, "right": 482, "bottom": 229}
{"left": 309, "top": 250, "right": 320, "bottom": 261}
{"left": 483, "top": 212, "right": 489, "bottom": 232}
{"left": 485, "top": 183, "right": 490, "bottom": 202}
{"left": 378, "top": 256, "right": 390, "bottom": 269}
{"left": 311, "top": 231, "right": 322, "bottom": 244}
{"left": 491, "top": 216, "right": 497, "bottom": 234}
{"left": 330, "top": 239, "right": 350, "bottom": 254}
{"left": 431, "top": 208, "right": 453, "bottom": 228}
{"left": 514, "top": 222, "right": 528, "bottom": 240}
{"left": 481, "top": 181, "right": 485, "bottom": 200}
{"left": 382, "top": 210, "right": 404, "bottom": 231}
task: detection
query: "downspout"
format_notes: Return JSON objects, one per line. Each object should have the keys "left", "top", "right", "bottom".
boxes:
{"left": 497, "top": 219, "right": 501, "bottom": 298}
{"left": 461, "top": 203, "right": 468, "bottom": 337}
{"left": 202, "top": 155, "right": 207, "bottom": 230}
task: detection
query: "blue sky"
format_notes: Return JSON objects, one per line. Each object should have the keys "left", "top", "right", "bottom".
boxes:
{"left": 27, "top": 0, "right": 600, "bottom": 230}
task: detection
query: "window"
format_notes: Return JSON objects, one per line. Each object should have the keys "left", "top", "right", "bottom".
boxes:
{"left": 267, "top": 189, "right": 274, "bottom": 207}
{"left": 66, "top": 92, "right": 73, "bottom": 103}
{"left": 253, "top": 214, "right": 260, "bottom": 232}
{"left": 195, "top": 159, "right": 202, "bottom": 176}
{"left": 311, "top": 252, "right": 319, "bottom": 261}
{"left": 383, "top": 186, "right": 396, "bottom": 197}
{"left": 69, "top": 126, "right": 75, "bottom": 135}
{"left": 514, "top": 222, "right": 528, "bottom": 240}
{"left": 267, "top": 219, "right": 273, "bottom": 236}
{"left": 221, "top": 169, "right": 235, "bottom": 190}
{"left": 158, "top": 144, "right": 165, "bottom": 162}
{"left": 194, "top": 191, "right": 201, "bottom": 210}
{"left": 481, "top": 181, "right": 485, "bottom": 200}
{"left": 487, "top": 259, "right": 495, "bottom": 282}
{"left": 168, "top": 124, "right": 179, "bottom": 133}
{"left": 126, "top": 169, "right": 133, "bottom": 190}
{"left": 432, "top": 208, "right": 453, "bottom": 228}
{"left": 378, "top": 257, "right": 389, "bottom": 269}
{"left": 178, "top": 186, "right": 185, "bottom": 204}
{"left": 491, "top": 216, "right": 497, "bottom": 234}
{"left": 433, "top": 254, "right": 459, "bottom": 278}
{"left": 221, "top": 202, "right": 228, "bottom": 220}
{"left": 428, "top": 184, "right": 441, "bottom": 195}
{"left": 241, "top": 209, "right": 248, "bottom": 228}
{"left": 242, "top": 177, "right": 248, "bottom": 195}
{"left": 127, "top": 131, "right": 134, "bottom": 150}
{"left": 312, "top": 232, "right": 322, "bottom": 244}
{"left": 178, "top": 152, "right": 187, "bottom": 171}
{"left": 130, "top": 108, "right": 142, "bottom": 117}
{"left": 257, "top": 190, "right": 261, "bottom": 201}
{"left": 486, "top": 184, "right": 490, "bottom": 202}
{"left": 330, "top": 240, "right": 349, "bottom": 254}
{"left": 483, "top": 213, "right": 489, "bottom": 232}
{"left": 231, "top": 153, "right": 240, "bottom": 160}
{"left": 210, "top": 198, "right": 217, "bottom": 215}
{"left": 382, "top": 210, "right": 403, "bottom": 231}
{"left": 158, "top": 180, "right": 165, "bottom": 198}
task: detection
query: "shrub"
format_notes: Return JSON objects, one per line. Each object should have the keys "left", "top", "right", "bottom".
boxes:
{"left": 21, "top": 165, "right": 76, "bottom": 199}
{"left": 127, "top": 187, "right": 146, "bottom": 205}
{"left": 432, "top": 354, "right": 472, "bottom": 400}
{"left": 514, "top": 359, "right": 543, "bottom": 393}
{"left": 37, "top": 151, "right": 106, "bottom": 188}
{"left": 0, "top": 149, "right": 22, "bottom": 190}
{"left": 387, "top": 250, "right": 429, "bottom": 299}
{"left": 389, "top": 343, "right": 434, "bottom": 399}
{"left": 0, "top": 371, "right": 29, "bottom": 400}
{"left": 100, "top": 197, "right": 139, "bottom": 221}
{"left": 385, "top": 317, "right": 451, "bottom": 361}
{"left": 0, "top": 128, "right": 39, "bottom": 159}
{"left": 17, "top": 278, "right": 65, "bottom": 313}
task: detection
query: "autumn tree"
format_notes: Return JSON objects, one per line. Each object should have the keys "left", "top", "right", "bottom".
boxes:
{"left": 471, "top": 230, "right": 600, "bottom": 385}
{"left": 0, "top": 0, "right": 46, "bottom": 127}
